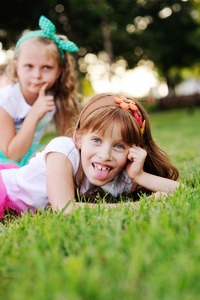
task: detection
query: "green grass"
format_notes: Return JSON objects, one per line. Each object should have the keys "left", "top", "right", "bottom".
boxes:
{"left": 1, "top": 107, "right": 200, "bottom": 300}
{"left": 150, "top": 107, "right": 200, "bottom": 185}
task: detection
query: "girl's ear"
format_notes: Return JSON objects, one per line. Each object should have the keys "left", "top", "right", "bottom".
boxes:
{"left": 73, "top": 132, "right": 82, "bottom": 149}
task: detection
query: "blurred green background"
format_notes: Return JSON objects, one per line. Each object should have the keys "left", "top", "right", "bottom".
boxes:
{"left": 1, "top": 0, "right": 200, "bottom": 102}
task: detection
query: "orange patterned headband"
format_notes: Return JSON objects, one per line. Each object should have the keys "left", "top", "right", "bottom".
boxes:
{"left": 78, "top": 94, "right": 145, "bottom": 134}
{"left": 114, "top": 95, "right": 145, "bottom": 134}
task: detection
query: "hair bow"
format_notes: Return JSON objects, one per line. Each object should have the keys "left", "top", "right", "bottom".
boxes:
{"left": 15, "top": 15, "right": 79, "bottom": 60}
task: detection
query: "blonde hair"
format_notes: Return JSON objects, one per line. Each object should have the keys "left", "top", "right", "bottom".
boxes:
{"left": 6, "top": 35, "right": 80, "bottom": 136}
{"left": 74, "top": 93, "right": 179, "bottom": 194}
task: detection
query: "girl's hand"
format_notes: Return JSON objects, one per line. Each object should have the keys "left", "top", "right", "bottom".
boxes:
{"left": 126, "top": 146, "right": 180, "bottom": 194}
{"left": 31, "top": 83, "right": 55, "bottom": 120}
{"left": 126, "top": 145, "right": 147, "bottom": 183}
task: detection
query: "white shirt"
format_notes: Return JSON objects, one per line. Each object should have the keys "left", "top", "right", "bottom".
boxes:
{"left": 1, "top": 137, "right": 133, "bottom": 210}
{"left": 0, "top": 83, "right": 56, "bottom": 144}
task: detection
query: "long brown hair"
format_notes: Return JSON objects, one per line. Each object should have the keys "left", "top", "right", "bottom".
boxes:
{"left": 74, "top": 93, "right": 179, "bottom": 193}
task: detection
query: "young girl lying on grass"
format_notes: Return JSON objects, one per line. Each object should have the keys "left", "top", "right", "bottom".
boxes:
{"left": 0, "top": 93, "right": 180, "bottom": 219}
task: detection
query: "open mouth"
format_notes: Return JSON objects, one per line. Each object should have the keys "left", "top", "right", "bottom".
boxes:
{"left": 92, "top": 163, "right": 111, "bottom": 171}
{"left": 92, "top": 163, "right": 112, "bottom": 181}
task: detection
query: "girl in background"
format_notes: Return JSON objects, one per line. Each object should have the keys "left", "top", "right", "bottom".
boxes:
{"left": 0, "top": 93, "right": 180, "bottom": 219}
{"left": 0, "top": 15, "right": 80, "bottom": 166}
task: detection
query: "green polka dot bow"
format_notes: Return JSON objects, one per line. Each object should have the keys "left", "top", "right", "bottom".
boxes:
{"left": 15, "top": 15, "right": 79, "bottom": 60}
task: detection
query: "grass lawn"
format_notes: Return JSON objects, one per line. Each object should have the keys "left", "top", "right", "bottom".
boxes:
{"left": 0, "top": 107, "right": 200, "bottom": 300}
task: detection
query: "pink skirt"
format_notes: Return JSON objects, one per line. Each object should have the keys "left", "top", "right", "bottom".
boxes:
{"left": 0, "top": 163, "right": 35, "bottom": 220}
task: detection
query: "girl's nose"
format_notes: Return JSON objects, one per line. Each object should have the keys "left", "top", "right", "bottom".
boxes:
{"left": 97, "top": 145, "right": 112, "bottom": 161}
{"left": 33, "top": 68, "right": 42, "bottom": 78}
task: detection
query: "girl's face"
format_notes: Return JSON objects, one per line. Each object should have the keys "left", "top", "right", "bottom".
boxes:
{"left": 15, "top": 40, "right": 61, "bottom": 101}
{"left": 75, "top": 124, "right": 131, "bottom": 186}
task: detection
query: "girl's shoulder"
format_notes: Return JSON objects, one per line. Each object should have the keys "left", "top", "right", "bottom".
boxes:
{"left": 0, "top": 82, "right": 28, "bottom": 117}
{"left": 42, "top": 136, "right": 79, "bottom": 172}
{"left": 0, "top": 83, "right": 21, "bottom": 103}
{"left": 0, "top": 82, "right": 20, "bottom": 94}
{"left": 44, "top": 136, "right": 76, "bottom": 152}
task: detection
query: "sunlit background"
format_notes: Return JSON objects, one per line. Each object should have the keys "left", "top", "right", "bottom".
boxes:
{"left": 0, "top": 41, "right": 168, "bottom": 98}
{"left": 78, "top": 51, "right": 168, "bottom": 99}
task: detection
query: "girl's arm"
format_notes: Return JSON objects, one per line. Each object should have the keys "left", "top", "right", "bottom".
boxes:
{"left": 126, "top": 146, "right": 180, "bottom": 194}
{"left": 46, "top": 152, "right": 76, "bottom": 214}
{"left": 0, "top": 107, "right": 39, "bottom": 161}
{"left": 0, "top": 84, "right": 54, "bottom": 162}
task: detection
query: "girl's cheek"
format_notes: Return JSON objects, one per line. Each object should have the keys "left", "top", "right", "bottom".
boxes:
{"left": 119, "top": 154, "right": 128, "bottom": 167}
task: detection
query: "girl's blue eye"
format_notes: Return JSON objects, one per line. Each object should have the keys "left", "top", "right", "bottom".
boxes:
{"left": 115, "top": 144, "right": 124, "bottom": 149}
{"left": 92, "top": 138, "right": 101, "bottom": 143}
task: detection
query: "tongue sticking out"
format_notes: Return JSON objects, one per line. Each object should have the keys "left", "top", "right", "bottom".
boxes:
{"left": 94, "top": 165, "right": 110, "bottom": 181}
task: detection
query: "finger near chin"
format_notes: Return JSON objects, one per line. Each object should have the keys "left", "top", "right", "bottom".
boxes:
{"left": 39, "top": 82, "right": 49, "bottom": 94}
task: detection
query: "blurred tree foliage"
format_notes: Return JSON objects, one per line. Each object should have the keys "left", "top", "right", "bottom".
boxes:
{"left": 0, "top": 0, "right": 200, "bottom": 92}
